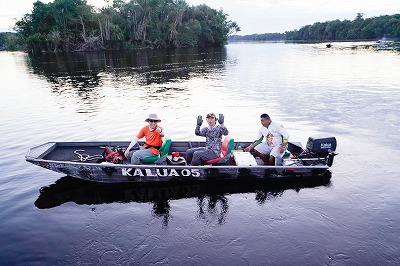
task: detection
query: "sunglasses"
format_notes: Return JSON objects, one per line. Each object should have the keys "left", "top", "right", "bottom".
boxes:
{"left": 148, "top": 120, "right": 158, "bottom": 123}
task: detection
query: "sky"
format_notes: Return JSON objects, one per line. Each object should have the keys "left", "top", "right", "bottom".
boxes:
{"left": 0, "top": 0, "right": 399, "bottom": 35}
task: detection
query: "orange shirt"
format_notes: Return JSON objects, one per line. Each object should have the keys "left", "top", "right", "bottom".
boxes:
{"left": 137, "top": 126, "right": 163, "bottom": 155}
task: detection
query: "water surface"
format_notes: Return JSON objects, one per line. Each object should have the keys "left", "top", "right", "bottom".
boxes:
{"left": 0, "top": 42, "right": 399, "bottom": 265}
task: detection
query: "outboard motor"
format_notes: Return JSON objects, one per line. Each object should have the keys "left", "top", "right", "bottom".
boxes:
{"left": 306, "top": 136, "right": 337, "bottom": 166}
{"left": 287, "top": 136, "right": 338, "bottom": 166}
{"left": 306, "top": 136, "right": 337, "bottom": 156}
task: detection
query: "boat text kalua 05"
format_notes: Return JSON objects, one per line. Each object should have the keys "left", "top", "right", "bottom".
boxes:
{"left": 26, "top": 135, "right": 338, "bottom": 183}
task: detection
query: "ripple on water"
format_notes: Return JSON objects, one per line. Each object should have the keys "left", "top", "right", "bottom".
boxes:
{"left": 0, "top": 44, "right": 400, "bottom": 264}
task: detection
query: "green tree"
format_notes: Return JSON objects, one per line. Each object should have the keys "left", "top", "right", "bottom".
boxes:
{"left": 0, "top": 32, "right": 25, "bottom": 50}
{"left": 285, "top": 13, "right": 400, "bottom": 41}
{"left": 14, "top": 0, "right": 239, "bottom": 52}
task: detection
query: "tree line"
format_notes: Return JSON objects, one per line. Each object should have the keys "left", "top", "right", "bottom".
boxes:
{"left": 228, "top": 14, "right": 400, "bottom": 42}
{"left": 285, "top": 13, "right": 400, "bottom": 41}
{"left": 0, "top": 32, "right": 26, "bottom": 50}
{"left": 228, "top": 33, "right": 285, "bottom": 42}
{"left": 11, "top": 0, "right": 240, "bottom": 53}
{"left": 2, "top": 9, "right": 399, "bottom": 52}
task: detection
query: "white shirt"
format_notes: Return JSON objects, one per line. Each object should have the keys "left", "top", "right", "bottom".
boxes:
{"left": 256, "top": 121, "right": 289, "bottom": 147}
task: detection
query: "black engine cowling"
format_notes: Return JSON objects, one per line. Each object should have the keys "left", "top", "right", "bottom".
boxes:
{"left": 306, "top": 136, "right": 337, "bottom": 156}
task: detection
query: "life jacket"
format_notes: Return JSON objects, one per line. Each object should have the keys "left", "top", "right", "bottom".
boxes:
{"left": 103, "top": 146, "right": 124, "bottom": 164}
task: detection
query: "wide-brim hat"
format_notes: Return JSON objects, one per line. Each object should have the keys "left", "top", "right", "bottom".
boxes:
{"left": 145, "top": 113, "right": 161, "bottom": 122}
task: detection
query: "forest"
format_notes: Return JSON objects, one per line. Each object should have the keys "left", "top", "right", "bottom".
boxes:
{"left": 285, "top": 13, "right": 400, "bottom": 41}
{"left": 228, "top": 14, "right": 400, "bottom": 43}
{"left": 9, "top": 0, "right": 240, "bottom": 53}
{"left": 228, "top": 33, "right": 285, "bottom": 42}
{"left": 2, "top": 4, "right": 399, "bottom": 52}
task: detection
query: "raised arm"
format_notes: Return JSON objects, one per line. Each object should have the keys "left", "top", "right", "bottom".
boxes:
{"left": 195, "top": 115, "right": 203, "bottom": 136}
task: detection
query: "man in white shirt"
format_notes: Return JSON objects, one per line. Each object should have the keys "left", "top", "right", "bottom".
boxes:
{"left": 244, "top": 113, "right": 289, "bottom": 166}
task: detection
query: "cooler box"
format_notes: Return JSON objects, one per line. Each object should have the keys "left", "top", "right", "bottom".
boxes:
{"left": 233, "top": 152, "right": 258, "bottom": 166}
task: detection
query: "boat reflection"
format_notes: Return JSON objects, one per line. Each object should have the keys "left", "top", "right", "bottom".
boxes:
{"left": 35, "top": 174, "right": 331, "bottom": 211}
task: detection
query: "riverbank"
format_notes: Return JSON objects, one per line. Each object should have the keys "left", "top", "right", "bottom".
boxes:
{"left": 228, "top": 39, "right": 400, "bottom": 52}
{"left": 323, "top": 40, "right": 400, "bottom": 52}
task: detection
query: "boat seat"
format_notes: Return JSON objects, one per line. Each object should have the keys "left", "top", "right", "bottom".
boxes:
{"left": 205, "top": 136, "right": 234, "bottom": 165}
{"left": 283, "top": 151, "right": 291, "bottom": 158}
{"left": 141, "top": 138, "right": 172, "bottom": 164}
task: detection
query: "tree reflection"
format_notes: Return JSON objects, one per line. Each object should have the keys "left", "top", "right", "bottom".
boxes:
{"left": 26, "top": 48, "right": 227, "bottom": 88}
{"left": 24, "top": 47, "right": 227, "bottom": 114}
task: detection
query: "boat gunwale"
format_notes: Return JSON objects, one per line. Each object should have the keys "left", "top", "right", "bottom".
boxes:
{"left": 26, "top": 156, "right": 330, "bottom": 170}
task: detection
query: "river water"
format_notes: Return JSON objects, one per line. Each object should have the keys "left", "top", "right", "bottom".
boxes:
{"left": 1, "top": 42, "right": 399, "bottom": 265}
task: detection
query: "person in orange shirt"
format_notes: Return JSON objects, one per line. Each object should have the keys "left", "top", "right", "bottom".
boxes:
{"left": 124, "top": 114, "right": 165, "bottom": 164}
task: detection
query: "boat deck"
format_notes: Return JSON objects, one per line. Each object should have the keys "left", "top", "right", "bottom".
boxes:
{"left": 43, "top": 145, "right": 107, "bottom": 162}
{"left": 36, "top": 141, "right": 260, "bottom": 165}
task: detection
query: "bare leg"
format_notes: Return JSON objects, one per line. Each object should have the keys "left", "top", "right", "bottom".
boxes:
{"left": 268, "top": 155, "right": 275, "bottom": 166}
{"left": 255, "top": 150, "right": 269, "bottom": 165}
